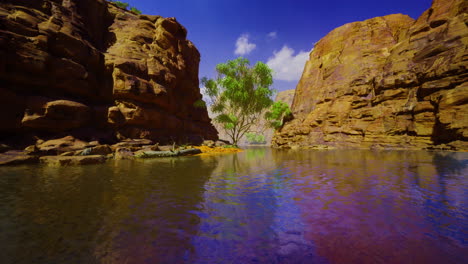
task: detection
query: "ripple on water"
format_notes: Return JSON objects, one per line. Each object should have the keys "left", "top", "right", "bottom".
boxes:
{"left": 0, "top": 149, "right": 466, "bottom": 263}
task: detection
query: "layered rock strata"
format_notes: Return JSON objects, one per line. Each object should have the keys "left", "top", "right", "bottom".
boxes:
{"left": 0, "top": 0, "right": 217, "bottom": 147}
{"left": 273, "top": 0, "right": 468, "bottom": 150}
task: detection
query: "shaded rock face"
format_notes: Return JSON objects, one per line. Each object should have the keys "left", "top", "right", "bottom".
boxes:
{"left": 0, "top": 0, "right": 217, "bottom": 146}
{"left": 273, "top": 0, "right": 467, "bottom": 150}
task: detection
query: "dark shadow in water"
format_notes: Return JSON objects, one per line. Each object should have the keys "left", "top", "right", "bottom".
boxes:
{"left": 0, "top": 156, "right": 218, "bottom": 264}
{"left": 432, "top": 152, "right": 467, "bottom": 177}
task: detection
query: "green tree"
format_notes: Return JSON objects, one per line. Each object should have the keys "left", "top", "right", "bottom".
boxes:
{"left": 265, "top": 100, "right": 292, "bottom": 130}
{"left": 202, "top": 57, "right": 275, "bottom": 146}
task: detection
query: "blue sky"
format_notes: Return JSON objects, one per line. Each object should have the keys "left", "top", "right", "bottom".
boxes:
{"left": 121, "top": 0, "right": 432, "bottom": 93}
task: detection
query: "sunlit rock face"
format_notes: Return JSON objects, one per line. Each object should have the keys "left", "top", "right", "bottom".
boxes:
{"left": 273, "top": 0, "right": 467, "bottom": 150}
{"left": 0, "top": 0, "right": 217, "bottom": 144}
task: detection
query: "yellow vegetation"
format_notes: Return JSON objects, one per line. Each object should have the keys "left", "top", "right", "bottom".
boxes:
{"left": 194, "top": 146, "right": 243, "bottom": 156}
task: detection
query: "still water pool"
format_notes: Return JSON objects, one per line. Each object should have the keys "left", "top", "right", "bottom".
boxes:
{"left": 0, "top": 148, "right": 467, "bottom": 264}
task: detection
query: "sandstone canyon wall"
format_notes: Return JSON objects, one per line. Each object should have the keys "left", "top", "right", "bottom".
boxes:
{"left": 273, "top": 0, "right": 467, "bottom": 150}
{"left": 0, "top": 0, "right": 217, "bottom": 146}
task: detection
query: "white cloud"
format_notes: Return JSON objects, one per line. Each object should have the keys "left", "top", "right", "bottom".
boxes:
{"left": 267, "top": 31, "right": 277, "bottom": 39}
{"left": 234, "top": 34, "right": 256, "bottom": 55}
{"left": 266, "top": 45, "right": 310, "bottom": 81}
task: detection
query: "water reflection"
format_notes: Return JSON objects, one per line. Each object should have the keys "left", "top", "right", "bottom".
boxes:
{"left": 271, "top": 150, "right": 467, "bottom": 264}
{"left": 0, "top": 157, "right": 218, "bottom": 264}
{"left": 0, "top": 149, "right": 466, "bottom": 264}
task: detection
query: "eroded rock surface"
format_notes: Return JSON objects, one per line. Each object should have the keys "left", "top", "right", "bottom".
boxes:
{"left": 273, "top": 0, "right": 467, "bottom": 150}
{"left": 0, "top": 0, "right": 217, "bottom": 147}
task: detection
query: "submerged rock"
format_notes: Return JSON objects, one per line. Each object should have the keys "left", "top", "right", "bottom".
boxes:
{"left": 39, "top": 155, "right": 106, "bottom": 166}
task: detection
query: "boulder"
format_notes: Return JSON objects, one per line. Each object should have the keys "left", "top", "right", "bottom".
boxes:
{"left": 112, "top": 139, "right": 154, "bottom": 149}
{"left": 0, "top": 151, "right": 39, "bottom": 166}
{"left": 0, "top": 144, "right": 12, "bottom": 153}
{"left": 80, "top": 145, "right": 113, "bottom": 156}
{"left": 135, "top": 148, "right": 201, "bottom": 158}
{"left": 114, "top": 147, "right": 135, "bottom": 160}
{"left": 36, "top": 136, "right": 90, "bottom": 155}
{"left": 202, "top": 140, "right": 215, "bottom": 148}
{"left": 179, "top": 148, "right": 202, "bottom": 155}
{"left": 158, "top": 145, "right": 175, "bottom": 151}
{"left": 24, "top": 145, "right": 40, "bottom": 155}
{"left": 135, "top": 150, "right": 178, "bottom": 158}
{"left": 215, "top": 140, "right": 227, "bottom": 147}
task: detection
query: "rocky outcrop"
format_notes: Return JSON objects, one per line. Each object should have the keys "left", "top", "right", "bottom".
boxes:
{"left": 275, "top": 89, "right": 295, "bottom": 107}
{"left": 0, "top": 135, "right": 230, "bottom": 166}
{"left": 273, "top": 0, "right": 467, "bottom": 150}
{"left": 0, "top": 0, "right": 217, "bottom": 147}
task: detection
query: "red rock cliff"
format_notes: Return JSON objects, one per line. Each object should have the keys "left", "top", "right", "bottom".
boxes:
{"left": 273, "top": 0, "right": 467, "bottom": 150}
{"left": 0, "top": 0, "right": 217, "bottom": 145}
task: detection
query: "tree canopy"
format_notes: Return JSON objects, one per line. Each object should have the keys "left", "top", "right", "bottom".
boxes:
{"left": 202, "top": 57, "right": 275, "bottom": 145}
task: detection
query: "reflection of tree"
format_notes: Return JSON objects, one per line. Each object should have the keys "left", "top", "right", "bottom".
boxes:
{"left": 192, "top": 147, "right": 282, "bottom": 263}
{"left": 1, "top": 157, "right": 217, "bottom": 264}
{"left": 210, "top": 147, "right": 272, "bottom": 179}
{"left": 245, "top": 147, "right": 266, "bottom": 161}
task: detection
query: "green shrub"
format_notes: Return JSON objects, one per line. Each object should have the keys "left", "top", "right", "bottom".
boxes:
{"left": 246, "top": 132, "right": 266, "bottom": 144}
{"left": 265, "top": 100, "right": 292, "bottom": 130}
{"left": 222, "top": 145, "right": 238, "bottom": 149}
{"left": 114, "top": 1, "right": 129, "bottom": 9}
{"left": 130, "top": 7, "right": 142, "bottom": 14}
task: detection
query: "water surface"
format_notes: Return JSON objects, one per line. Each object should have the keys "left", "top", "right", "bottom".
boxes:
{"left": 0, "top": 148, "right": 467, "bottom": 263}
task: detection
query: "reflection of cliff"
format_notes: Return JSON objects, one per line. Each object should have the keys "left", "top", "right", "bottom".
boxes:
{"left": 273, "top": 0, "right": 467, "bottom": 150}
{"left": 94, "top": 158, "right": 218, "bottom": 264}
{"left": 0, "top": 0, "right": 217, "bottom": 145}
{"left": 1, "top": 157, "right": 217, "bottom": 264}
{"left": 272, "top": 149, "right": 467, "bottom": 263}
